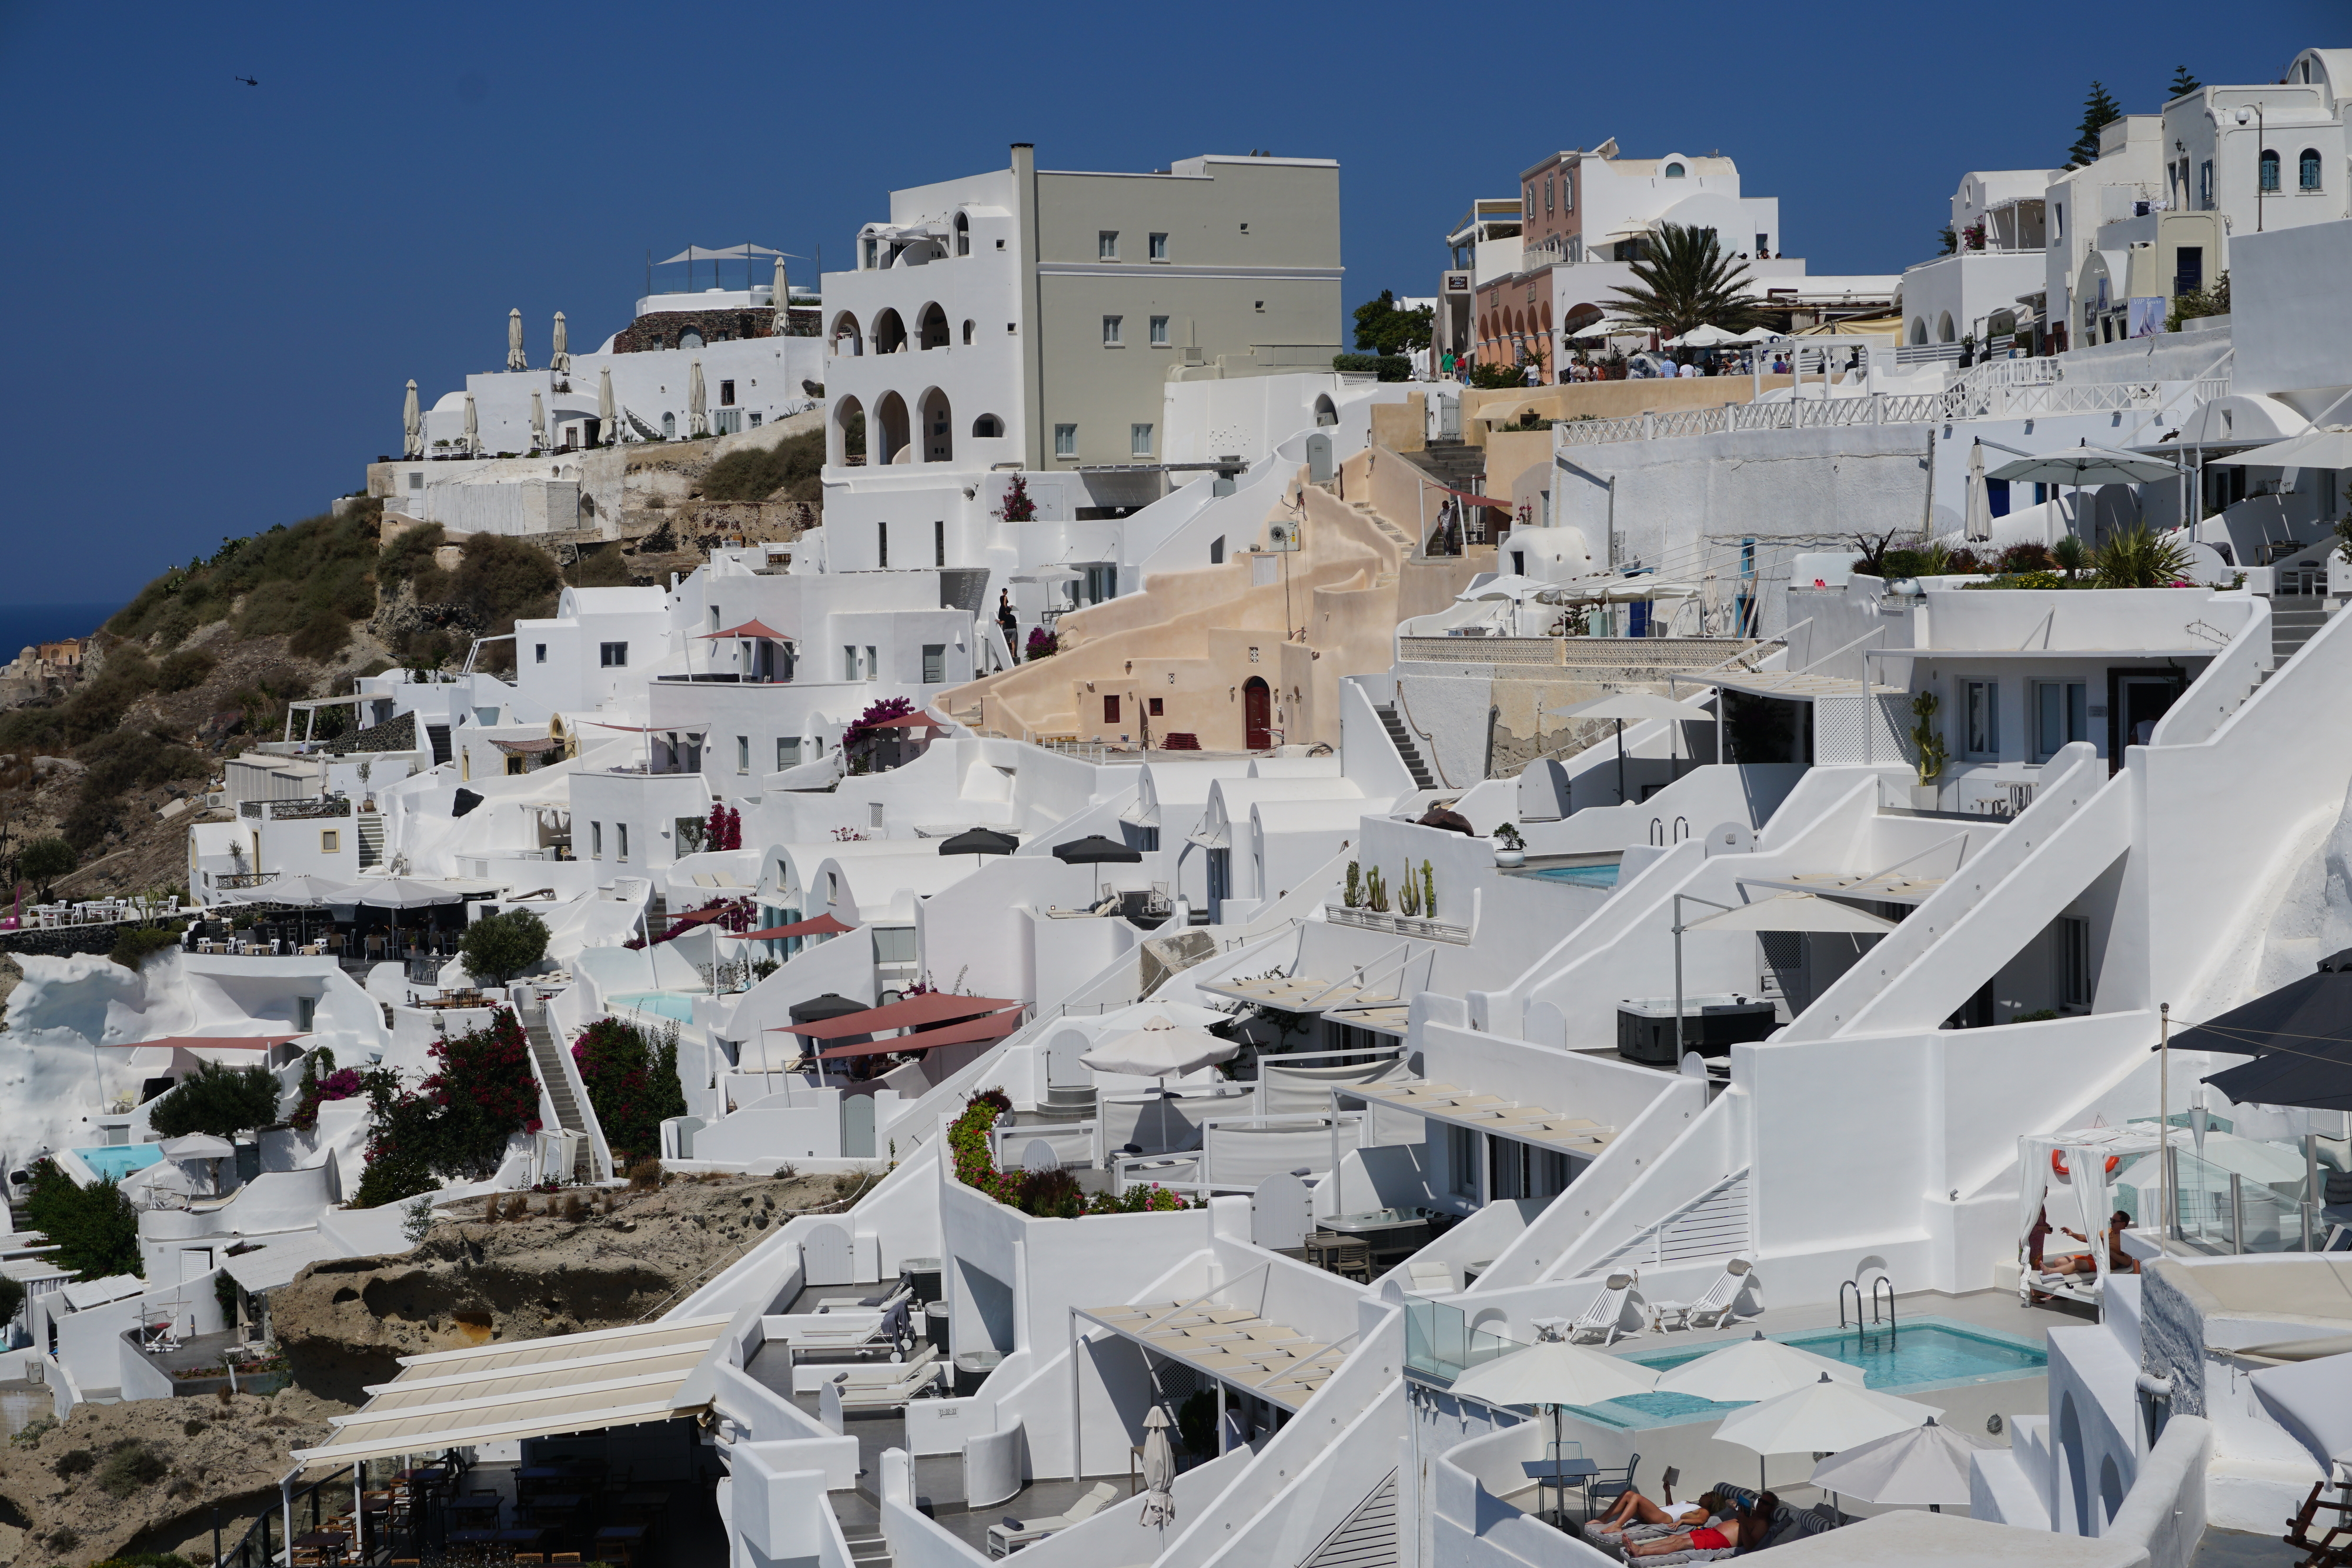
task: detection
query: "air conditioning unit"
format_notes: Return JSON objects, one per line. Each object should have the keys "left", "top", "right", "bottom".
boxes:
{"left": 1266, "top": 519, "right": 1302, "bottom": 553}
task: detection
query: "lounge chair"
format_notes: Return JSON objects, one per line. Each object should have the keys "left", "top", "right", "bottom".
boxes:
{"left": 986, "top": 1480, "right": 1121, "bottom": 1556}
{"left": 1650, "top": 1258, "right": 1754, "bottom": 1331}
{"left": 1569, "top": 1272, "right": 1639, "bottom": 1345}
{"left": 825, "top": 1346, "right": 945, "bottom": 1417}
{"left": 1405, "top": 1260, "right": 1459, "bottom": 1296}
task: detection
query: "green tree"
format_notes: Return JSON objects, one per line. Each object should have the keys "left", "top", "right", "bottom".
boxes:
{"left": 0, "top": 1273, "right": 24, "bottom": 1330}
{"left": 2067, "top": 81, "right": 2124, "bottom": 168}
{"left": 147, "top": 1060, "right": 281, "bottom": 1139}
{"left": 1351, "top": 290, "right": 1434, "bottom": 355}
{"left": 573, "top": 1018, "right": 687, "bottom": 1165}
{"left": 2168, "top": 65, "right": 2202, "bottom": 99}
{"left": 24, "top": 1162, "right": 143, "bottom": 1281}
{"left": 18, "top": 837, "right": 76, "bottom": 900}
{"left": 458, "top": 908, "right": 550, "bottom": 987}
{"left": 1606, "top": 223, "right": 1760, "bottom": 342}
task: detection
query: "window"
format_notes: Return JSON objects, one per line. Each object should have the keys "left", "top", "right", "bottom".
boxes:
{"left": 1104, "top": 694, "right": 1120, "bottom": 724}
{"left": 719, "top": 379, "right": 736, "bottom": 407}
{"left": 1254, "top": 300, "right": 1264, "bottom": 312}
{"left": 737, "top": 736, "right": 750, "bottom": 774}
{"left": 866, "top": 646, "right": 877, "bottom": 681}
{"left": 955, "top": 212, "right": 970, "bottom": 256}
{"left": 934, "top": 519, "right": 945, "bottom": 566}
{"left": 320, "top": 830, "right": 339, "bottom": 854}
{"left": 1131, "top": 423, "right": 1154, "bottom": 457}
{"left": 1102, "top": 315, "right": 1122, "bottom": 346}
{"left": 1545, "top": 175, "right": 1555, "bottom": 213}
{"left": 2033, "top": 680, "right": 2089, "bottom": 761}
{"left": 2301, "top": 148, "right": 2323, "bottom": 191}
{"left": 843, "top": 645, "right": 859, "bottom": 681}
{"left": 709, "top": 606, "right": 723, "bottom": 633}
{"left": 922, "top": 644, "right": 945, "bottom": 684}
{"left": 2059, "top": 915, "right": 2092, "bottom": 1007}
{"left": 1148, "top": 697, "right": 1164, "bottom": 716}
{"left": 996, "top": 239, "right": 1005, "bottom": 250}
{"left": 877, "top": 520, "right": 889, "bottom": 569}
{"left": 1965, "top": 680, "right": 2000, "bottom": 758}
{"left": 1085, "top": 564, "right": 1118, "bottom": 603}
{"left": 617, "top": 823, "right": 629, "bottom": 861}
{"left": 2053, "top": 201, "right": 2064, "bottom": 236}
{"left": 868, "top": 801, "right": 886, "bottom": 829}
{"left": 777, "top": 737, "right": 800, "bottom": 771}
{"left": 1665, "top": 161, "right": 1686, "bottom": 178}
{"left": 662, "top": 412, "right": 676, "bottom": 439}
{"left": 1054, "top": 424, "right": 1077, "bottom": 458}
{"left": 534, "top": 643, "right": 547, "bottom": 664}
{"left": 1447, "top": 1125, "right": 1479, "bottom": 1199}
{"left": 874, "top": 925, "right": 917, "bottom": 962}
{"left": 962, "top": 319, "right": 974, "bottom": 345}
{"left": 1210, "top": 536, "right": 1224, "bottom": 565}
{"left": 590, "top": 821, "right": 603, "bottom": 858}
{"left": 1756, "top": 233, "right": 1769, "bottom": 253}
{"left": 2260, "top": 149, "right": 2280, "bottom": 193}
{"left": 2197, "top": 162, "right": 2212, "bottom": 208}
{"left": 1149, "top": 315, "right": 1170, "bottom": 346}
{"left": 2174, "top": 245, "right": 2204, "bottom": 295}
{"left": 1148, "top": 232, "right": 1168, "bottom": 260}
{"left": 1098, "top": 230, "right": 1119, "bottom": 260}
{"left": 600, "top": 641, "right": 628, "bottom": 667}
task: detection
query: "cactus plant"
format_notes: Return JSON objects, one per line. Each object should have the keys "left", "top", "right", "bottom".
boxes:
{"left": 1344, "top": 861, "right": 1361, "bottom": 908}
{"left": 1398, "top": 868, "right": 1421, "bottom": 917}
{"left": 1910, "top": 690, "right": 1948, "bottom": 787}
{"left": 1421, "top": 860, "right": 1436, "bottom": 918}
{"left": 1365, "top": 867, "right": 1388, "bottom": 914}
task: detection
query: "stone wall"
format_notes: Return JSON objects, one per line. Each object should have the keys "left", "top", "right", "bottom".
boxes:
{"left": 0, "top": 922, "right": 132, "bottom": 959}
{"left": 614, "top": 306, "right": 820, "bottom": 355}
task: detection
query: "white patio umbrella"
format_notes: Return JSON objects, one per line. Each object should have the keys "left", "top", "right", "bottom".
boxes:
{"left": 550, "top": 310, "right": 570, "bottom": 375}
{"left": 1667, "top": 323, "right": 1742, "bottom": 348}
{"left": 2206, "top": 426, "right": 2352, "bottom": 469}
{"left": 1080, "top": 1017, "right": 1236, "bottom": 1078}
{"left": 1140, "top": 1406, "right": 1178, "bottom": 1529}
{"left": 1452, "top": 1320, "right": 1659, "bottom": 1501}
{"left": 689, "top": 358, "right": 707, "bottom": 437}
{"left": 1652, "top": 1331, "right": 1863, "bottom": 1404}
{"left": 462, "top": 392, "right": 479, "bottom": 456}
{"left": 1736, "top": 327, "right": 1780, "bottom": 343}
{"left": 1084, "top": 1001, "right": 1233, "bottom": 1035}
{"left": 1713, "top": 1373, "right": 1943, "bottom": 1491}
{"left": 1808, "top": 1416, "right": 1979, "bottom": 1510}
{"left": 402, "top": 379, "right": 422, "bottom": 459}
{"left": 599, "top": 367, "right": 617, "bottom": 446}
{"left": 530, "top": 390, "right": 547, "bottom": 452}
{"left": 1986, "top": 444, "right": 2178, "bottom": 487}
{"left": 159, "top": 1132, "right": 235, "bottom": 1163}
{"left": 1965, "top": 441, "right": 1992, "bottom": 544}
{"left": 507, "top": 306, "right": 527, "bottom": 372}
{"left": 1546, "top": 690, "right": 1705, "bottom": 805}
{"left": 1569, "top": 320, "right": 1645, "bottom": 340}
{"left": 215, "top": 872, "right": 349, "bottom": 908}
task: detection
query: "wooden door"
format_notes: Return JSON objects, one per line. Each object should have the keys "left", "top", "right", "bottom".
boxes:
{"left": 1244, "top": 678, "right": 1271, "bottom": 750}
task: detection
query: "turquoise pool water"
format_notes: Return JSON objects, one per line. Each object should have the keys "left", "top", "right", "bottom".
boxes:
{"left": 74, "top": 1145, "right": 164, "bottom": 1181}
{"left": 1564, "top": 1318, "right": 2047, "bottom": 1430}
{"left": 610, "top": 990, "right": 697, "bottom": 1022}
{"left": 1525, "top": 863, "right": 1621, "bottom": 888}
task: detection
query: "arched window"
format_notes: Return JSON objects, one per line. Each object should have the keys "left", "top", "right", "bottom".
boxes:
{"left": 662, "top": 412, "right": 676, "bottom": 439}
{"left": 1910, "top": 319, "right": 1927, "bottom": 346}
{"left": 2260, "top": 149, "right": 2280, "bottom": 193}
{"left": 1313, "top": 394, "right": 1337, "bottom": 427}
{"left": 834, "top": 395, "right": 866, "bottom": 466}
{"left": 1937, "top": 312, "right": 1956, "bottom": 343}
{"left": 918, "top": 303, "right": 950, "bottom": 350}
{"left": 954, "top": 212, "right": 971, "bottom": 257}
{"left": 830, "top": 312, "right": 863, "bottom": 357}
{"left": 920, "top": 388, "right": 953, "bottom": 463}
{"left": 972, "top": 414, "right": 1004, "bottom": 438}
{"left": 679, "top": 329, "right": 704, "bottom": 350}
{"left": 1664, "top": 162, "right": 1686, "bottom": 178}
{"left": 873, "top": 309, "right": 908, "bottom": 354}
{"left": 875, "top": 392, "right": 911, "bottom": 464}
{"left": 2301, "top": 148, "right": 2324, "bottom": 190}
{"left": 962, "top": 320, "right": 975, "bottom": 346}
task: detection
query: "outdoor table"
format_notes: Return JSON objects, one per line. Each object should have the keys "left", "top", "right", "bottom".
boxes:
{"left": 292, "top": 1529, "right": 352, "bottom": 1563}
{"left": 1521, "top": 1456, "right": 1598, "bottom": 1524}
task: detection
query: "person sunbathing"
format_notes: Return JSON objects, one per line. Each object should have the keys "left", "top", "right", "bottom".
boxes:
{"left": 2043, "top": 1212, "right": 2139, "bottom": 1278}
{"left": 1588, "top": 1489, "right": 1727, "bottom": 1540}
{"left": 1625, "top": 1492, "right": 1774, "bottom": 1557}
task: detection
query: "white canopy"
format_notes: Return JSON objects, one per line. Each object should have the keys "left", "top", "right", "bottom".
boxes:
{"left": 1808, "top": 1417, "right": 1980, "bottom": 1507}
{"left": 1456, "top": 574, "right": 1556, "bottom": 603}
{"left": 1683, "top": 894, "right": 1900, "bottom": 935}
{"left": 215, "top": 872, "right": 355, "bottom": 907}
{"left": 1667, "top": 323, "right": 1744, "bottom": 347}
{"left": 1651, "top": 1331, "right": 1863, "bottom": 1403}
{"left": 158, "top": 1134, "right": 235, "bottom": 1163}
{"left": 333, "top": 876, "right": 497, "bottom": 909}
{"left": 1081, "top": 1018, "right": 1237, "bottom": 1079}
{"left": 1987, "top": 446, "right": 2178, "bottom": 486}
{"left": 1448, "top": 1332, "right": 1659, "bottom": 1408}
{"left": 1713, "top": 1373, "right": 1943, "bottom": 1458}
{"left": 1568, "top": 320, "right": 1648, "bottom": 340}
{"left": 1547, "top": 692, "right": 1702, "bottom": 724}
{"left": 1081, "top": 1001, "right": 1234, "bottom": 1035}
{"left": 660, "top": 243, "right": 794, "bottom": 263}
{"left": 2207, "top": 426, "right": 2352, "bottom": 469}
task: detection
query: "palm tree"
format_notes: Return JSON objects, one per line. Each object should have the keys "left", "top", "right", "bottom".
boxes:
{"left": 1607, "top": 224, "right": 1762, "bottom": 340}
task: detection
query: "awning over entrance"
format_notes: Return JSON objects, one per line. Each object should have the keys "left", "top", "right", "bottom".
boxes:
{"left": 1706, "top": 670, "right": 1904, "bottom": 703}
{"left": 289, "top": 1315, "right": 734, "bottom": 1467}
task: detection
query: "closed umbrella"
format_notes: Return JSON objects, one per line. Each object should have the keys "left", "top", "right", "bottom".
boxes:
{"left": 530, "top": 390, "right": 547, "bottom": 453}
{"left": 689, "top": 358, "right": 707, "bottom": 438}
{"left": 1140, "top": 1406, "right": 1178, "bottom": 1529}
{"left": 402, "top": 379, "right": 422, "bottom": 459}
{"left": 1713, "top": 1373, "right": 1944, "bottom": 1491}
{"left": 1051, "top": 835, "right": 1142, "bottom": 864}
{"left": 1808, "top": 1417, "right": 1979, "bottom": 1510}
{"left": 599, "top": 367, "right": 617, "bottom": 447}
{"left": 551, "top": 310, "right": 570, "bottom": 375}
{"left": 1652, "top": 1331, "right": 1863, "bottom": 1403}
{"left": 773, "top": 254, "right": 791, "bottom": 323}
{"left": 937, "top": 827, "right": 1019, "bottom": 857}
{"left": 1965, "top": 441, "right": 1992, "bottom": 544}
{"left": 507, "top": 306, "right": 527, "bottom": 372}
{"left": 462, "top": 393, "right": 479, "bottom": 456}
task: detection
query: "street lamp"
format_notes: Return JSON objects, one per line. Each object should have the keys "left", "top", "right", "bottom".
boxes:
{"left": 2234, "top": 105, "right": 2267, "bottom": 232}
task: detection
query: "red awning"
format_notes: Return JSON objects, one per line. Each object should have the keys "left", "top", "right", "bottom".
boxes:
{"left": 664, "top": 905, "right": 736, "bottom": 931}
{"left": 771, "top": 991, "right": 1023, "bottom": 1038}
{"left": 1436, "top": 484, "right": 1513, "bottom": 510}
{"left": 107, "top": 1034, "right": 303, "bottom": 1051}
{"left": 697, "top": 619, "right": 793, "bottom": 641}
{"left": 736, "top": 912, "right": 857, "bottom": 941}
{"left": 815, "top": 1008, "right": 1026, "bottom": 1060}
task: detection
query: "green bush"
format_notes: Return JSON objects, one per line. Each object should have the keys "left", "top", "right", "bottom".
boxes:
{"left": 24, "top": 1161, "right": 142, "bottom": 1280}
{"left": 701, "top": 428, "right": 825, "bottom": 504}
{"left": 107, "top": 506, "right": 382, "bottom": 656}
{"left": 457, "top": 908, "right": 550, "bottom": 987}
{"left": 0, "top": 1274, "right": 23, "bottom": 1328}
{"left": 148, "top": 1060, "right": 280, "bottom": 1138}
{"left": 109, "top": 921, "right": 188, "bottom": 972}
{"left": 96, "top": 1439, "right": 168, "bottom": 1497}
{"left": 155, "top": 648, "right": 216, "bottom": 692}
{"left": 17, "top": 836, "right": 76, "bottom": 897}
{"left": 376, "top": 520, "right": 446, "bottom": 589}
{"left": 54, "top": 1447, "right": 94, "bottom": 1480}
{"left": 1331, "top": 352, "right": 1412, "bottom": 382}
{"left": 573, "top": 1018, "right": 687, "bottom": 1165}
{"left": 354, "top": 1009, "right": 540, "bottom": 1205}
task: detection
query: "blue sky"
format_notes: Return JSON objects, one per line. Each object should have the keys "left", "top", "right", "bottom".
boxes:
{"left": 0, "top": 0, "right": 2336, "bottom": 604}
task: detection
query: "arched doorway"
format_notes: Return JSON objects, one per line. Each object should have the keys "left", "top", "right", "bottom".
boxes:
{"left": 1314, "top": 394, "right": 1337, "bottom": 426}
{"left": 1243, "top": 677, "right": 1271, "bottom": 750}
{"left": 920, "top": 388, "right": 953, "bottom": 463}
{"left": 875, "top": 392, "right": 911, "bottom": 465}
{"left": 1937, "top": 312, "right": 1956, "bottom": 343}
{"left": 833, "top": 394, "right": 866, "bottom": 466}
{"left": 873, "top": 309, "right": 908, "bottom": 354}
{"left": 954, "top": 212, "right": 971, "bottom": 256}
{"left": 918, "top": 304, "right": 950, "bottom": 350}
{"left": 830, "top": 312, "right": 863, "bottom": 357}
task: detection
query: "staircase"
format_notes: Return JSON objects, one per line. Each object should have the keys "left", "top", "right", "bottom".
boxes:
{"left": 647, "top": 891, "right": 669, "bottom": 941}
{"left": 1375, "top": 704, "right": 1437, "bottom": 790}
{"left": 426, "top": 724, "right": 453, "bottom": 767}
{"left": 1413, "top": 439, "right": 1488, "bottom": 496}
{"left": 522, "top": 1005, "right": 594, "bottom": 1182}
{"left": 841, "top": 1522, "right": 893, "bottom": 1568}
{"left": 1303, "top": 1470, "right": 1399, "bottom": 1568}
{"left": 2271, "top": 597, "right": 2334, "bottom": 668}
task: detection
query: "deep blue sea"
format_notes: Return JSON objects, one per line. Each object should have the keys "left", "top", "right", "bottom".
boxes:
{"left": 0, "top": 603, "right": 120, "bottom": 658}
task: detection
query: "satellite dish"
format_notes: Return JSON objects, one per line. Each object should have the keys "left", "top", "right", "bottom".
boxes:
{"left": 1267, "top": 519, "right": 1302, "bottom": 553}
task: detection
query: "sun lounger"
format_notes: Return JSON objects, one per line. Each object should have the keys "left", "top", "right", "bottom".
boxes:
{"left": 1570, "top": 1272, "right": 1640, "bottom": 1345}
{"left": 1649, "top": 1258, "right": 1754, "bottom": 1331}
{"left": 986, "top": 1480, "right": 1120, "bottom": 1555}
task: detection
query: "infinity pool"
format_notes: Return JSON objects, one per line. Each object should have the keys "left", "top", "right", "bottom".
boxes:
{"left": 1524, "top": 863, "right": 1621, "bottom": 889}
{"left": 73, "top": 1145, "right": 165, "bottom": 1182}
{"left": 1565, "top": 1318, "right": 2047, "bottom": 1429}
{"left": 609, "top": 990, "right": 697, "bottom": 1022}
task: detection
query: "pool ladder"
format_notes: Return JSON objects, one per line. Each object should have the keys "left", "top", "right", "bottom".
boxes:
{"left": 1838, "top": 1275, "right": 1898, "bottom": 1335}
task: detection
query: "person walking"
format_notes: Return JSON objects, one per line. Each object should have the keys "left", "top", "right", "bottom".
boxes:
{"left": 997, "top": 589, "right": 1020, "bottom": 660}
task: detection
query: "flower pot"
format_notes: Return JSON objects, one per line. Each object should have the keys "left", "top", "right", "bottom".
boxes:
{"left": 1494, "top": 848, "right": 1525, "bottom": 868}
{"left": 1910, "top": 785, "right": 1940, "bottom": 811}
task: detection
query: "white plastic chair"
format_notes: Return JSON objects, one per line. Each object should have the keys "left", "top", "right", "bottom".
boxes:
{"left": 1568, "top": 1271, "right": 1639, "bottom": 1344}
{"left": 1652, "top": 1257, "right": 1755, "bottom": 1330}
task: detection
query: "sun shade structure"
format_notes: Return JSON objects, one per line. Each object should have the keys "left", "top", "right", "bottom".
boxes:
{"left": 1666, "top": 323, "right": 1745, "bottom": 347}
{"left": 1986, "top": 445, "right": 2180, "bottom": 487}
{"left": 1080, "top": 1017, "right": 1237, "bottom": 1078}
{"left": 292, "top": 1316, "right": 733, "bottom": 1466}
{"left": 858, "top": 711, "right": 948, "bottom": 730}
{"left": 1546, "top": 693, "right": 1703, "bottom": 725}
{"left": 938, "top": 827, "right": 1020, "bottom": 857}
{"left": 1076, "top": 1292, "right": 1354, "bottom": 1411}
{"left": 2251, "top": 1350, "right": 2352, "bottom": 1474}
{"left": 213, "top": 873, "right": 359, "bottom": 907}
{"left": 1713, "top": 1373, "right": 1944, "bottom": 1465}
{"left": 1051, "top": 835, "right": 1144, "bottom": 864}
{"left": 1652, "top": 1331, "right": 1863, "bottom": 1403}
{"left": 2204, "top": 1035, "right": 2352, "bottom": 1112}
{"left": 2205, "top": 426, "right": 2352, "bottom": 469}
{"left": 1347, "top": 1079, "right": 1615, "bottom": 1158}
{"left": 817, "top": 1008, "right": 1025, "bottom": 1059}
{"left": 776, "top": 992, "right": 1023, "bottom": 1039}
{"left": 660, "top": 243, "right": 794, "bottom": 263}
{"left": 1807, "top": 1417, "right": 1980, "bottom": 1509}
{"left": 1446, "top": 1329, "right": 1660, "bottom": 1408}
{"left": 1682, "top": 894, "right": 1901, "bottom": 935}
{"left": 2175, "top": 948, "right": 2352, "bottom": 1057}
{"left": 736, "top": 912, "right": 857, "bottom": 942}
{"left": 333, "top": 877, "right": 496, "bottom": 909}
{"left": 696, "top": 619, "right": 792, "bottom": 641}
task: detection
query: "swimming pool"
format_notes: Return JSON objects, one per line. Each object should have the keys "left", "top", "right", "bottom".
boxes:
{"left": 609, "top": 990, "right": 697, "bottom": 1023}
{"left": 1564, "top": 1318, "right": 2047, "bottom": 1429}
{"left": 73, "top": 1145, "right": 165, "bottom": 1182}
{"left": 1524, "top": 863, "right": 1621, "bottom": 889}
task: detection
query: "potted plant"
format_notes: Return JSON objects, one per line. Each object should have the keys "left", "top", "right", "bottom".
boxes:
{"left": 1343, "top": 861, "right": 1361, "bottom": 909}
{"left": 1492, "top": 823, "right": 1527, "bottom": 868}
{"left": 1909, "top": 690, "right": 1947, "bottom": 810}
